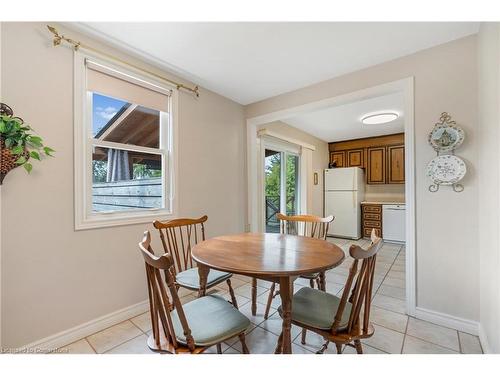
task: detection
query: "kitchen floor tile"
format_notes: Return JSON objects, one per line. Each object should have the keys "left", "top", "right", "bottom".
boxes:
{"left": 241, "top": 326, "right": 279, "bottom": 354}
{"left": 105, "top": 334, "right": 153, "bottom": 354}
{"left": 377, "top": 284, "right": 406, "bottom": 300}
{"left": 458, "top": 332, "right": 483, "bottom": 354}
{"left": 369, "top": 306, "right": 408, "bottom": 333}
{"left": 130, "top": 312, "right": 151, "bottom": 333}
{"left": 402, "top": 335, "right": 457, "bottom": 354}
{"left": 57, "top": 339, "right": 95, "bottom": 354}
{"left": 342, "top": 343, "right": 387, "bottom": 354}
{"left": 372, "top": 294, "right": 406, "bottom": 314}
{"left": 406, "top": 317, "right": 459, "bottom": 351}
{"left": 364, "top": 324, "right": 405, "bottom": 353}
{"left": 258, "top": 311, "right": 300, "bottom": 340}
{"left": 86, "top": 320, "right": 143, "bottom": 354}
{"left": 381, "top": 277, "right": 405, "bottom": 289}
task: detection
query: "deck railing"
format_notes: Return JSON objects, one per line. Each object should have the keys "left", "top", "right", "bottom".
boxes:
{"left": 92, "top": 177, "right": 162, "bottom": 212}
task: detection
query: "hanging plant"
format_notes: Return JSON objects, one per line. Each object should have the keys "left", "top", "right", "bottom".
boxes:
{"left": 0, "top": 103, "right": 54, "bottom": 184}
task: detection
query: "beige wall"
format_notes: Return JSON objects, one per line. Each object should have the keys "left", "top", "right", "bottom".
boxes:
{"left": 246, "top": 36, "right": 479, "bottom": 322}
{"left": 257, "top": 121, "right": 329, "bottom": 217}
{"left": 364, "top": 184, "right": 405, "bottom": 203}
{"left": 478, "top": 23, "right": 500, "bottom": 353}
{"left": 0, "top": 23, "right": 246, "bottom": 348}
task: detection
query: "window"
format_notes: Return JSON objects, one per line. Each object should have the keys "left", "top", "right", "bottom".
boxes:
{"left": 74, "top": 53, "right": 177, "bottom": 229}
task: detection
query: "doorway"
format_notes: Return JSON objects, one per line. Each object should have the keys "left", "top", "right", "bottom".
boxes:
{"left": 247, "top": 77, "right": 416, "bottom": 316}
{"left": 263, "top": 146, "right": 300, "bottom": 233}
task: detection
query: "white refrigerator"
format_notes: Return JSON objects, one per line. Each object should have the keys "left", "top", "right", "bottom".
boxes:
{"left": 324, "top": 167, "right": 365, "bottom": 239}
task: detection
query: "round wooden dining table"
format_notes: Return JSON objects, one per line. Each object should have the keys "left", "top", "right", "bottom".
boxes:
{"left": 191, "top": 232, "right": 345, "bottom": 354}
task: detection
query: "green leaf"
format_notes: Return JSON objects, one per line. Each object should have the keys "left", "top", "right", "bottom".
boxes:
{"left": 11, "top": 145, "right": 24, "bottom": 155}
{"left": 30, "top": 151, "right": 41, "bottom": 161}
{"left": 0, "top": 121, "right": 5, "bottom": 133}
{"left": 43, "top": 147, "right": 55, "bottom": 156}
{"left": 4, "top": 138, "right": 13, "bottom": 148}
{"left": 23, "top": 162, "right": 33, "bottom": 173}
{"left": 15, "top": 156, "right": 27, "bottom": 165}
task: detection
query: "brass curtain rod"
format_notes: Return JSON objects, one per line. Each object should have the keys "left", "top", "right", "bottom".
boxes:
{"left": 47, "top": 25, "right": 200, "bottom": 97}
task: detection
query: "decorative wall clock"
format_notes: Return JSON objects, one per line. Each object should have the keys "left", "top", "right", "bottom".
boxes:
{"left": 427, "top": 112, "right": 466, "bottom": 193}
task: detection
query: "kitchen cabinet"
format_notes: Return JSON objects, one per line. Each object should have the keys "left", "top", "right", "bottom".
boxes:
{"left": 367, "top": 147, "right": 386, "bottom": 184}
{"left": 387, "top": 145, "right": 405, "bottom": 184}
{"left": 361, "top": 203, "right": 382, "bottom": 238}
{"left": 330, "top": 151, "right": 345, "bottom": 168}
{"left": 328, "top": 133, "right": 404, "bottom": 185}
{"left": 347, "top": 149, "right": 364, "bottom": 168}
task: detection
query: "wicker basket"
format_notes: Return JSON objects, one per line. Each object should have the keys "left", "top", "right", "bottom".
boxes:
{"left": 0, "top": 137, "right": 29, "bottom": 184}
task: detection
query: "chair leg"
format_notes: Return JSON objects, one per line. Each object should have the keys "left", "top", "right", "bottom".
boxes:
{"left": 251, "top": 278, "right": 257, "bottom": 316}
{"left": 301, "top": 328, "right": 307, "bottom": 344}
{"left": 274, "top": 332, "right": 283, "bottom": 354}
{"left": 216, "top": 343, "right": 222, "bottom": 354}
{"left": 354, "top": 339, "right": 363, "bottom": 354}
{"left": 316, "top": 341, "right": 330, "bottom": 354}
{"left": 309, "top": 279, "right": 314, "bottom": 288}
{"left": 226, "top": 279, "right": 238, "bottom": 309}
{"left": 239, "top": 333, "right": 250, "bottom": 354}
{"left": 264, "top": 282, "right": 276, "bottom": 319}
{"left": 335, "top": 343, "right": 342, "bottom": 354}
{"left": 319, "top": 271, "right": 326, "bottom": 291}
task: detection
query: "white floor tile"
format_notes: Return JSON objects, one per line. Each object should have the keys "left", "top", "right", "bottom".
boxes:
{"left": 105, "top": 334, "right": 153, "bottom": 354}
{"left": 372, "top": 294, "right": 406, "bottom": 314}
{"left": 364, "top": 324, "right": 405, "bottom": 354}
{"left": 377, "top": 284, "right": 406, "bottom": 301}
{"left": 406, "top": 317, "right": 459, "bottom": 351}
{"left": 58, "top": 339, "right": 95, "bottom": 354}
{"left": 258, "top": 311, "right": 301, "bottom": 340}
{"left": 130, "top": 312, "right": 152, "bottom": 333}
{"left": 86, "top": 320, "right": 143, "bottom": 354}
{"left": 342, "top": 343, "right": 387, "bottom": 354}
{"left": 458, "top": 332, "right": 483, "bottom": 354}
{"left": 402, "top": 335, "right": 457, "bottom": 354}
{"left": 369, "top": 306, "right": 408, "bottom": 333}
{"left": 242, "top": 326, "right": 279, "bottom": 354}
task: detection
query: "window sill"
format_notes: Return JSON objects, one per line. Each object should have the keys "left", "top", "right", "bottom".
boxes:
{"left": 75, "top": 209, "right": 175, "bottom": 231}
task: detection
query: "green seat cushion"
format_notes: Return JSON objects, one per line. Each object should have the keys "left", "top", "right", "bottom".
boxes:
{"left": 282, "top": 287, "right": 352, "bottom": 330}
{"left": 172, "top": 295, "right": 251, "bottom": 346}
{"left": 175, "top": 267, "right": 231, "bottom": 290}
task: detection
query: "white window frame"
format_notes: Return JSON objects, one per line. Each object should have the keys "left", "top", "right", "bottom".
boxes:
{"left": 74, "top": 50, "right": 178, "bottom": 230}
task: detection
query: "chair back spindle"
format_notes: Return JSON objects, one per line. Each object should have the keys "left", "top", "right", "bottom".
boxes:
{"left": 332, "top": 229, "right": 383, "bottom": 335}
{"left": 139, "top": 231, "right": 196, "bottom": 351}
{"left": 153, "top": 216, "right": 208, "bottom": 276}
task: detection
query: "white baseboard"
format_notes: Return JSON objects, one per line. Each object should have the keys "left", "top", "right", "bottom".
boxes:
{"left": 19, "top": 300, "right": 149, "bottom": 352}
{"left": 478, "top": 324, "right": 492, "bottom": 354}
{"left": 414, "top": 307, "right": 479, "bottom": 335}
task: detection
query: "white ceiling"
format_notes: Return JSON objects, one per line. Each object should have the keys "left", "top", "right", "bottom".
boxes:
{"left": 283, "top": 92, "right": 405, "bottom": 142}
{"left": 71, "top": 22, "right": 479, "bottom": 105}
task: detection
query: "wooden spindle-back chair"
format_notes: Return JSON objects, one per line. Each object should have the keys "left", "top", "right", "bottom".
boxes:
{"left": 139, "top": 231, "right": 250, "bottom": 354}
{"left": 261, "top": 213, "right": 335, "bottom": 321}
{"left": 153, "top": 216, "right": 238, "bottom": 307}
{"left": 275, "top": 229, "right": 383, "bottom": 354}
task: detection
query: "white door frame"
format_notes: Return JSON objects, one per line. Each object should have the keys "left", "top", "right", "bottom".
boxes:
{"left": 246, "top": 77, "right": 416, "bottom": 316}
{"left": 261, "top": 138, "right": 301, "bottom": 231}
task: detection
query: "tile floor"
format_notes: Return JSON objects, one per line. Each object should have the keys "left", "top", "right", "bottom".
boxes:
{"left": 59, "top": 238, "right": 483, "bottom": 354}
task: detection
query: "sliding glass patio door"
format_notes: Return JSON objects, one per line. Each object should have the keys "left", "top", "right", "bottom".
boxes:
{"left": 264, "top": 147, "right": 300, "bottom": 233}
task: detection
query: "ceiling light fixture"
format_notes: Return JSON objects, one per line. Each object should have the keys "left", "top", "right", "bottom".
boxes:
{"left": 361, "top": 112, "right": 399, "bottom": 125}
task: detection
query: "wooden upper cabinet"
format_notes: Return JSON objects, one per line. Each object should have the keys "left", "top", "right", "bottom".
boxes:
{"left": 330, "top": 151, "right": 345, "bottom": 168}
{"left": 329, "top": 133, "right": 405, "bottom": 185}
{"left": 387, "top": 145, "right": 405, "bottom": 184}
{"left": 367, "top": 147, "right": 386, "bottom": 184}
{"left": 347, "top": 149, "right": 364, "bottom": 168}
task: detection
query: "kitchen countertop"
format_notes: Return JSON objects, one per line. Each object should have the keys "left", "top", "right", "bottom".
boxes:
{"left": 361, "top": 201, "right": 405, "bottom": 205}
